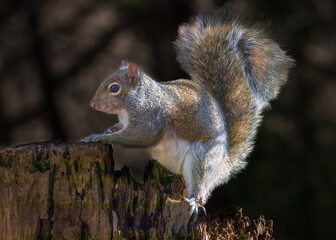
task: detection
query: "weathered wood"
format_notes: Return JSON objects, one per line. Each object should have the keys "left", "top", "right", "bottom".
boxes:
{"left": 0, "top": 141, "right": 274, "bottom": 239}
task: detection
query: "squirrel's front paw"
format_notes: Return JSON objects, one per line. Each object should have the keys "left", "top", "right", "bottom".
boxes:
{"left": 81, "top": 134, "right": 103, "bottom": 143}
{"left": 186, "top": 197, "right": 207, "bottom": 222}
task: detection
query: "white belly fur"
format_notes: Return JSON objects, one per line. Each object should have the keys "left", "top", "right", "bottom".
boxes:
{"left": 150, "top": 132, "right": 193, "bottom": 174}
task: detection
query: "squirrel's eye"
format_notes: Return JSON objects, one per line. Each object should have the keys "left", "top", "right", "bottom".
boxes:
{"left": 108, "top": 83, "right": 121, "bottom": 95}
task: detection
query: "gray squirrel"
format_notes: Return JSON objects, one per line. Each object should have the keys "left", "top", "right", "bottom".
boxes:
{"left": 83, "top": 6, "right": 294, "bottom": 220}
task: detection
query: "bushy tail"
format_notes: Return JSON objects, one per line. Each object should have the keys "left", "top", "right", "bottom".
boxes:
{"left": 174, "top": 6, "right": 294, "bottom": 169}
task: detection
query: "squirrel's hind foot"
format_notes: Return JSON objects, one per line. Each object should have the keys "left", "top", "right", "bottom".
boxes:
{"left": 186, "top": 197, "right": 207, "bottom": 222}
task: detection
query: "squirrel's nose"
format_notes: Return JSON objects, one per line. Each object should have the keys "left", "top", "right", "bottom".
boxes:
{"left": 90, "top": 99, "right": 97, "bottom": 109}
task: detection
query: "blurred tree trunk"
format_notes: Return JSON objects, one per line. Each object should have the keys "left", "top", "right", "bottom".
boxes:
{"left": 0, "top": 141, "right": 273, "bottom": 239}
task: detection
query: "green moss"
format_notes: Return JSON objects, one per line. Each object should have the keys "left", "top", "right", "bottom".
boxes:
{"left": 103, "top": 199, "right": 111, "bottom": 210}
{"left": 144, "top": 160, "right": 183, "bottom": 186}
{"left": 32, "top": 152, "right": 50, "bottom": 172}
{"left": 0, "top": 153, "right": 12, "bottom": 168}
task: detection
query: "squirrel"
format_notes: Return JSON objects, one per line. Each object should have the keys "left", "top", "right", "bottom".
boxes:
{"left": 83, "top": 6, "right": 294, "bottom": 220}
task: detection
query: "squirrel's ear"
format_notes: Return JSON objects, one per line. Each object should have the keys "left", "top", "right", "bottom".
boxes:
{"left": 119, "top": 60, "right": 128, "bottom": 70}
{"left": 126, "top": 63, "right": 140, "bottom": 86}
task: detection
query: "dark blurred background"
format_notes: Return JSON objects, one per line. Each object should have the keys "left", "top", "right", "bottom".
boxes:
{"left": 0, "top": 0, "right": 335, "bottom": 239}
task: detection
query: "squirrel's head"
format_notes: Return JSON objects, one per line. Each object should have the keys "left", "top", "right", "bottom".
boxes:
{"left": 89, "top": 60, "right": 142, "bottom": 114}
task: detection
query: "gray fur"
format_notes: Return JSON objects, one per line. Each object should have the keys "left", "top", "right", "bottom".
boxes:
{"left": 84, "top": 6, "right": 294, "bottom": 217}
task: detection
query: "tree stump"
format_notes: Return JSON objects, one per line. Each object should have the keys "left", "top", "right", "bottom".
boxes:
{"left": 0, "top": 141, "right": 274, "bottom": 239}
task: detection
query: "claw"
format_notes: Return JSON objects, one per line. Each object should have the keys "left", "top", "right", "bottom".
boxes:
{"left": 81, "top": 137, "right": 90, "bottom": 143}
{"left": 186, "top": 197, "right": 207, "bottom": 222}
{"left": 199, "top": 204, "right": 207, "bottom": 216}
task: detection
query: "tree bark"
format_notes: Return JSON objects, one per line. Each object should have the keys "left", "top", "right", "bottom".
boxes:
{"left": 0, "top": 141, "right": 274, "bottom": 239}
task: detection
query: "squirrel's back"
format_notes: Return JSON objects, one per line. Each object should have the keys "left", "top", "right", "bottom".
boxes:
{"left": 174, "top": 6, "right": 294, "bottom": 170}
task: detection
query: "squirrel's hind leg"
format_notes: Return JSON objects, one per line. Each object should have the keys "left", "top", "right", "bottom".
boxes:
{"left": 183, "top": 141, "right": 228, "bottom": 221}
